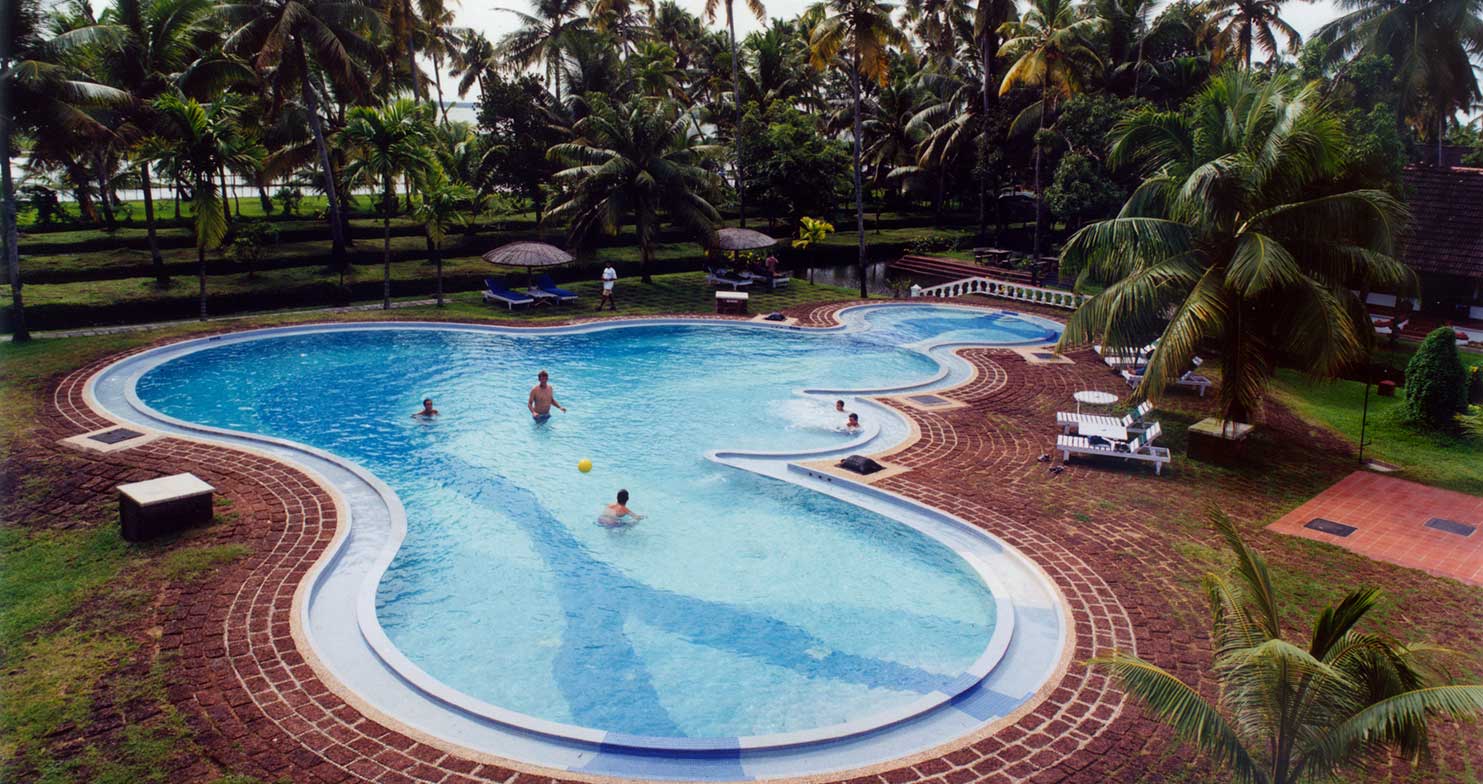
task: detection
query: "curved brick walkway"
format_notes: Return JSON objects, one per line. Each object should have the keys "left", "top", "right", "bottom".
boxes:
{"left": 31, "top": 301, "right": 1477, "bottom": 783}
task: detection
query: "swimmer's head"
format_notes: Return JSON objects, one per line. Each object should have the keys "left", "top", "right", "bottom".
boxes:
{"left": 848, "top": 413, "right": 859, "bottom": 424}
{"left": 423, "top": 398, "right": 433, "bottom": 406}
{"left": 617, "top": 489, "right": 629, "bottom": 504}
{"left": 537, "top": 370, "right": 549, "bottom": 383}
{"left": 835, "top": 400, "right": 845, "bottom": 410}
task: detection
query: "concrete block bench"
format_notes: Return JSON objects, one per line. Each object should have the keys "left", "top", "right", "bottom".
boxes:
{"left": 716, "top": 291, "right": 750, "bottom": 315}
{"left": 117, "top": 473, "right": 215, "bottom": 541}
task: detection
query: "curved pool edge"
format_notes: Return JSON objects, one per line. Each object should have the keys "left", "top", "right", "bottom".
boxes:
{"left": 80, "top": 304, "right": 1074, "bottom": 780}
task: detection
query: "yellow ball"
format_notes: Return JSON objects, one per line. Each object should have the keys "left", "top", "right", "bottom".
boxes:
{"left": 577, "top": 458, "right": 593, "bottom": 473}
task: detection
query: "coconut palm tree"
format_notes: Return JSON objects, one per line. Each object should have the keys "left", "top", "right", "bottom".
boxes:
{"left": 219, "top": 0, "right": 383, "bottom": 271}
{"left": 498, "top": 0, "right": 589, "bottom": 105}
{"left": 808, "top": 0, "right": 907, "bottom": 298}
{"left": 703, "top": 0, "right": 765, "bottom": 227}
{"left": 547, "top": 99, "right": 719, "bottom": 283}
{"left": 339, "top": 98, "right": 437, "bottom": 310}
{"left": 413, "top": 167, "right": 474, "bottom": 306}
{"left": 2, "top": 0, "right": 127, "bottom": 342}
{"left": 101, "top": 0, "right": 220, "bottom": 288}
{"left": 142, "top": 94, "right": 263, "bottom": 320}
{"left": 450, "top": 28, "right": 501, "bottom": 99}
{"left": 1097, "top": 509, "right": 1483, "bottom": 784}
{"left": 998, "top": 0, "right": 1102, "bottom": 259}
{"left": 1057, "top": 70, "right": 1415, "bottom": 425}
{"left": 1314, "top": 0, "right": 1483, "bottom": 164}
{"left": 1198, "top": 0, "right": 1301, "bottom": 68}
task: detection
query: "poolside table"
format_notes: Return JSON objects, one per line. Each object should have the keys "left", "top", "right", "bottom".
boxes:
{"left": 716, "top": 291, "right": 749, "bottom": 315}
{"left": 117, "top": 473, "right": 215, "bottom": 541}
{"left": 1073, "top": 389, "right": 1118, "bottom": 413}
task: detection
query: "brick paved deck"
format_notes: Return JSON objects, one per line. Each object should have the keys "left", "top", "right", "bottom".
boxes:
{"left": 1268, "top": 471, "right": 1483, "bottom": 586}
{"left": 18, "top": 297, "right": 1481, "bottom": 783}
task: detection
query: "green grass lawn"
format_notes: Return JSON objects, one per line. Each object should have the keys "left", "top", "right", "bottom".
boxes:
{"left": 1273, "top": 369, "right": 1483, "bottom": 496}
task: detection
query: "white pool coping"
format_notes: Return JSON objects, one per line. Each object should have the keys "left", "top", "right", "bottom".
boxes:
{"left": 84, "top": 303, "right": 1073, "bottom": 780}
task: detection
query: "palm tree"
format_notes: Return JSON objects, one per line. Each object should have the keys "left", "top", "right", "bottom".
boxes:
{"left": 412, "top": 167, "right": 474, "bottom": 306}
{"left": 142, "top": 94, "right": 263, "bottom": 320}
{"left": 339, "top": 99, "right": 437, "bottom": 310}
{"left": 1097, "top": 509, "right": 1483, "bottom": 784}
{"left": 547, "top": 99, "right": 719, "bottom": 283}
{"left": 102, "top": 0, "right": 221, "bottom": 287}
{"left": 998, "top": 0, "right": 1102, "bottom": 259}
{"left": 703, "top": 0, "right": 765, "bottom": 228}
{"left": 1057, "top": 71, "right": 1415, "bottom": 425}
{"left": 219, "top": 0, "right": 383, "bottom": 272}
{"left": 450, "top": 28, "right": 500, "bottom": 99}
{"left": 1315, "top": 0, "right": 1483, "bottom": 165}
{"left": 808, "top": 0, "right": 906, "bottom": 298}
{"left": 973, "top": 0, "right": 1016, "bottom": 238}
{"left": 498, "top": 0, "right": 589, "bottom": 106}
{"left": 2, "top": 0, "right": 127, "bottom": 342}
{"left": 1198, "top": 0, "right": 1301, "bottom": 68}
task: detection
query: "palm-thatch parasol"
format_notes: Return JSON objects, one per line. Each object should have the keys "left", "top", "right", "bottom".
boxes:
{"left": 482, "top": 241, "right": 575, "bottom": 288}
{"left": 713, "top": 228, "right": 778, "bottom": 269}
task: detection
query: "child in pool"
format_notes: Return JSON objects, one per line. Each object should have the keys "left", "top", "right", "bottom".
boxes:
{"left": 844, "top": 412, "right": 861, "bottom": 432}
{"left": 597, "top": 489, "right": 646, "bottom": 527}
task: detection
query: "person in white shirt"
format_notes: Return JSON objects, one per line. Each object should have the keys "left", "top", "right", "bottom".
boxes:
{"left": 597, "top": 264, "right": 618, "bottom": 311}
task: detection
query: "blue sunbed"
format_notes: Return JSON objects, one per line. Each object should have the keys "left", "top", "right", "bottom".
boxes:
{"left": 482, "top": 277, "right": 535, "bottom": 310}
{"left": 536, "top": 274, "right": 578, "bottom": 303}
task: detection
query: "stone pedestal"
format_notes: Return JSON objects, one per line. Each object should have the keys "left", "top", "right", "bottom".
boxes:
{"left": 118, "top": 473, "right": 215, "bottom": 541}
{"left": 1187, "top": 419, "right": 1255, "bottom": 465}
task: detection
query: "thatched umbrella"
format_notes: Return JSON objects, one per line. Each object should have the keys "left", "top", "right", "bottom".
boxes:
{"left": 482, "top": 241, "right": 574, "bottom": 288}
{"left": 713, "top": 228, "right": 777, "bottom": 269}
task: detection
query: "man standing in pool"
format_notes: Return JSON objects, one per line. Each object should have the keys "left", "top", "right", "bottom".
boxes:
{"left": 528, "top": 370, "right": 567, "bottom": 422}
{"left": 411, "top": 398, "right": 439, "bottom": 419}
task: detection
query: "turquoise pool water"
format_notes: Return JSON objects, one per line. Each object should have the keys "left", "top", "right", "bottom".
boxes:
{"left": 134, "top": 305, "right": 1058, "bottom": 740}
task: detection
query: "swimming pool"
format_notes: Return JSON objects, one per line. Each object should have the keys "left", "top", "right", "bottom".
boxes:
{"left": 91, "top": 303, "right": 1071, "bottom": 778}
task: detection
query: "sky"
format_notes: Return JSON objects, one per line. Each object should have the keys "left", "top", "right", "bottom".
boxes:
{"left": 435, "top": 0, "right": 1346, "bottom": 102}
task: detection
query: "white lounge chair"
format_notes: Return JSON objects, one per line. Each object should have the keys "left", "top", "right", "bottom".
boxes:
{"left": 1122, "top": 369, "right": 1213, "bottom": 397}
{"left": 1057, "top": 422, "right": 1170, "bottom": 475}
{"left": 705, "top": 266, "right": 754, "bottom": 290}
{"left": 1056, "top": 400, "right": 1154, "bottom": 434}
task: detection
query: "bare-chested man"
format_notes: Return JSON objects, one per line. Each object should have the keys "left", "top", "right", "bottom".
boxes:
{"left": 527, "top": 370, "right": 567, "bottom": 422}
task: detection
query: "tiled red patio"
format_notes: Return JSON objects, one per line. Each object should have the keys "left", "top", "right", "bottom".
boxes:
{"left": 1268, "top": 471, "right": 1483, "bottom": 586}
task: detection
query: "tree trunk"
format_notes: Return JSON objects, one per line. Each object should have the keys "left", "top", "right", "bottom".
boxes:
{"left": 434, "top": 244, "right": 444, "bottom": 306}
{"left": 382, "top": 180, "right": 393, "bottom": 309}
{"left": 639, "top": 213, "right": 653, "bottom": 283}
{"left": 300, "top": 50, "right": 349, "bottom": 269}
{"left": 851, "top": 47, "right": 868, "bottom": 300}
{"left": 258, "top": 185, "right": 273, "bottom": 215}
{"left": 174, "top": 183, "right": 182, "bottom": 219}
{"left": 218, "top": 164, "right": 232, "bottom": 229}
{"left": 729, "top": 3, "right": 746, "bottom": 228}
{"left": 95, "top": 151, "right": 117, "bottom": 230}
{"left": 197, "top": 238, "right": 208, "bottom": 320}
{"left": 140, "top": 161, "right": 168, "bottom": 287}
{"left": 433, "top": 51, "right": 449, "bottom": 123}
{"left": 1, "top": 103, "right": 29, "bottom": 341}
{"left": 1438, "top": 113, "right": 1445, "bottom": 167}
{"left": 1032, "top": 83, "right": 1047, "bottom": 260}
{"left": 408, "top": 29, "right": 421, "bottom": 100}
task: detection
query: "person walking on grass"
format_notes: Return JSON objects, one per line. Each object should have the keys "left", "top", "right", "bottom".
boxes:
{"left": 596, "top": 263, "right": 618, "bottom": 311}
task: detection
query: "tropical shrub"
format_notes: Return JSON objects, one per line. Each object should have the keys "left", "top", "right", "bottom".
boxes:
{"left": 1468, "top": 366, "right": 1483, "bottom": 406}
{"left": 792, "top": 216, "right": 834, "bottom": 249}
{"left": 1404, "top": 327, "right": 1470, "bottom": 427}
{"left": 1097, "top": 510, "right": 1483, "bottom": 784}
{"left": 229, "top": 221, "right": 279, "bottom": 278}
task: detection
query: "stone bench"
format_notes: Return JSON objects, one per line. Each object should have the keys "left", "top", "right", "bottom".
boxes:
{"left": 716, "top": 290, "right": 749, "bottom": 315}
{"left": 118, "top": 473, "right": 216, "bottom": 541}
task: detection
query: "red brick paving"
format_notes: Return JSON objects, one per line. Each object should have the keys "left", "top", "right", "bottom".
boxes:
{"left": 1268, "top": 471, "right": 1483, "bottom": 586}
{"left": 16, "top": 296, "right": 1481, "bottom": 783}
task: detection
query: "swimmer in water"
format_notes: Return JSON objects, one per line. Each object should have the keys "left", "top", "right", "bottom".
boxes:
{"left": 597, "top": 489, "right": 645, "bottom": 527}
{"left": 835, "top": 399, "right": 846, "bottom": 413}
{"left": 844, "top": 412, "right": 861, "bottom": 431}
{"left": 411, "top": 398, "right": 439, "bottom": 418}
{"left": 528, "top": 370, "right": 567, "bottom": 422}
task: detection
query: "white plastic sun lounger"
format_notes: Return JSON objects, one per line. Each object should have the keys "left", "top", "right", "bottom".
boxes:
{"left": 1122, "top": 369, "right": 1213, "bottom": 397}
{"left": 1057, "top": 422, "right": 1170, "bottom": 475}
{"left": 1056, "top": 400, "right": 1154, "bottom": 434}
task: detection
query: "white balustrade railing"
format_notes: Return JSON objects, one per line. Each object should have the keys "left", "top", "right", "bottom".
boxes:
{"left": 912, "top": 276, "right": 1088, "bottom": 310}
